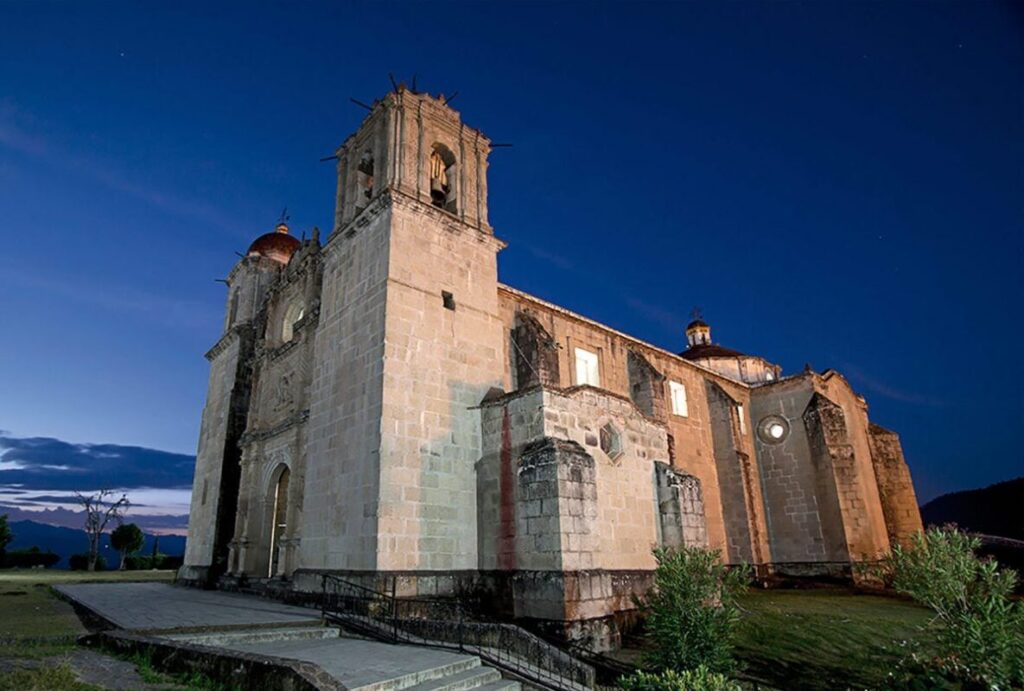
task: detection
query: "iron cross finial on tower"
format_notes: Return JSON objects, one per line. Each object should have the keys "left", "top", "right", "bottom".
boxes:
{"left": 277, "top": 207, "right": 290, "bottom": 225}
{"left": 690, "top": 306, "right": 704, "bottom": 323}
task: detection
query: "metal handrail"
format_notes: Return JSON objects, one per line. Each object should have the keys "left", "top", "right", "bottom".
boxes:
{"left": 320, "top": 574, "right": 595, "bottom": 691}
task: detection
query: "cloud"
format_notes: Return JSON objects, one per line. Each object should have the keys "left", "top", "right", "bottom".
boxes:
{"left": 525, "top": 245, "right": 575, "bottom": 271}
{"left": 842, "top": 364, "right": 947, "bottom": 408}
{"left": 0, "top": 102, "right": 244, "bottom": 237}
{"left": 624, "top": 297, "right": 686, "bottom": 332}
{"left": 0, "top": 267, "right": 221, "bottom": 332}
{"left": 0, "top": 435, "right": 196, "bottom": 493}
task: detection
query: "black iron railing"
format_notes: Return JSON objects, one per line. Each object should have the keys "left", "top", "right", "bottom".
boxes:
{"left": 320, "top": 574, "right": 595, "bottom": 691}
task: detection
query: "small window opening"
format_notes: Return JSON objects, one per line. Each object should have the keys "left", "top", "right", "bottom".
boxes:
{"left": 357, "top": 150, "right": 374, "bottom": 203}
{"left": 442, "top": 291, "right": 456, "bottom": 311}
{"left": 282, "top": 302, "right": 305, "bottom": 343}
{"left": 574, "top": 347, "right": 600, "bottom": 387}
{"left": 430, "top": 144, "right": 457, "bottom": 213}
{"left": 669, "top": 380, "right": 689, "bottom": 417}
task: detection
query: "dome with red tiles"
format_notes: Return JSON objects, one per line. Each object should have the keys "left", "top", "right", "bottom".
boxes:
{"left": 247, "top": 223, "right": 300, "bottom": 264}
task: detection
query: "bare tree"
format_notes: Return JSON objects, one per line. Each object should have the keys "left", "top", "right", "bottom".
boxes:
{"left": 75, "top": 490, "right": 130, "bottom": 571}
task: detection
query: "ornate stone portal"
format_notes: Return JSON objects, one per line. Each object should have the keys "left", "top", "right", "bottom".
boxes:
{"left": 180, "top": 86, "right": 922, "bottom": 650}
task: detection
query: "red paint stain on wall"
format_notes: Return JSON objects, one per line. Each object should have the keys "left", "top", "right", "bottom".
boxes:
{"left": 498, "top": 407, "right": 516, "bottom": 570}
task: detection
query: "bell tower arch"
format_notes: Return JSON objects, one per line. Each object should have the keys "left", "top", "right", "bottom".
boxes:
{"left": 332, "top": 86, "right": 492, "bottom": 232}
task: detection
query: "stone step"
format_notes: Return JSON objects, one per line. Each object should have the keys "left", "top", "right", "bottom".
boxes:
{"left": 400, "top": 665, "right": 502, "bottom": 691}
{"left": 328, "top": 651, "right": 482, "bottom": 691}
{"left": 163, "top": 625, "right": 339, "bottom": 647}
{"left": 474, "top": 681, "right": 522, "bottom": 691}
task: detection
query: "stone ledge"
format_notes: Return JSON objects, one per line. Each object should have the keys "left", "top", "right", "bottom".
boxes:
{"left": 84, "top": 630, "right": 345, "bottom": 691}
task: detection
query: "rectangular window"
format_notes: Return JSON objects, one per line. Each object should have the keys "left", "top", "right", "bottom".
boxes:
{"left": 737, "top": 404, "right": 747, "bottom": 434}
{"left": 669, "top": 381, "right": 689, "bottom": 417}
{"left": 574, "top": 347, "right": 600, "bottom": 387}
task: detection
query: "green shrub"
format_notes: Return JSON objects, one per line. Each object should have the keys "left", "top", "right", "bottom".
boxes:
{"left": 880, "top": 526, "right": 1024, "bottom": 689}
{"left": 1, "top": 546, "right": 60, "bottom": 568}
{"left": 618, "top": 668, "right": 741, "bottom": 691}
{"left": 69, "top": 553, "right": 107, "bottom": 571}
{"left": 638, "top": 546, "right": 751, "bottom": 675}
{"left": 123, "top": 554, "right": 184, "bottom": 570}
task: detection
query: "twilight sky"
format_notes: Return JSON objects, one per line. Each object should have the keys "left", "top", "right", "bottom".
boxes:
{"left": 0, "top": 1, "right": 1021, "bottom": 524}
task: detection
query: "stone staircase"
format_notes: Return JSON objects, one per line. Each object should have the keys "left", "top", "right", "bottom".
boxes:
{"left": 166, "top": 624, "right": 520, "bottom": 691}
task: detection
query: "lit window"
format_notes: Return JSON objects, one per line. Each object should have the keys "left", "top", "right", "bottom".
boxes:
{"left": 765, "top": 371, "right": 774, "bottom": 381}
{"left": 737, "top": 404, "right": 747, "bottom": 434}
{"left": 574, "top": 348, "right": 600, "bottom": 387}
{"left": 757, "top": 415, "right": 790, "bottom": 444}
{"left": 669, "top": 381, "right": 688, "bottom": 417}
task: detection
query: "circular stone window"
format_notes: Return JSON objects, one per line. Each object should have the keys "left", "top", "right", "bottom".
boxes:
{"left": 757, "top": 415, "right": 790, "bottom": 444}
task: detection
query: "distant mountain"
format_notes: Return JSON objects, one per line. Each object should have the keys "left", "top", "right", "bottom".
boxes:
{"left": 921, "top": 477, "right": 1024, "bottom": 541}
{"left": 0, "top": 503, "right": 187, "bottom": 534}
{"left": 6, "top": 520, "right": 185, "bottom": 569}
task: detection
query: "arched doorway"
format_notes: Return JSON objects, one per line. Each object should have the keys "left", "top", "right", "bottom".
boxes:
{"left": 268, "top": 467, "right": 290, "bottom": 577}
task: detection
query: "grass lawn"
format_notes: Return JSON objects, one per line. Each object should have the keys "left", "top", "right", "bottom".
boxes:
{"left": 734, "top": 588, "right": 935, "bottom": 690}
{"left": 0, "top": 569, "right": 175, "bottom": 658}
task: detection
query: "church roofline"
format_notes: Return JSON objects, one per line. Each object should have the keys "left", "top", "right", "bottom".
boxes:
{"left": 497, "top": 283, "right": 754, "bottom": 390}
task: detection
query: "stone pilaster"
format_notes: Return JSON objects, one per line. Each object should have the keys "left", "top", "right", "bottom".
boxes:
{"left": 511, "top": 311, "right": 560, "bottom": 389}
{"left": 654, "top": 461, "right": 708, "bottom": 549}
{"left": 867, "top": 423, "right": 923, "bottom": 548}
{"left": 803, "top": 393, "right": 887, "bottom": 562}
{"left": 513, "top": 437, "right": 598, "bottom": 618}
{"left": 627, "top": 350, "right": 667, "bottom": 423}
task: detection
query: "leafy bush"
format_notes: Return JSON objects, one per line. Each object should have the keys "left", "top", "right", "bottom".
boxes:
{"left": 638, "top": 546, "right": 751, "bottom": 675}
{"left": 69, "top": 553, "right": 107, "bottom": 571}
{"left": 123, "top": 553, "right": 184, "bottom": 570}
{"left": 879, "top": 526, "right": 1024, "bottom": 689}
{"left": 1, "top": 546, "right": 60, "bottom": 568}
{"left": 160, "top": 554, "right": 184, "bottom": 570}
{"left": 618, "top": 668, "right": 741, "bottom": 691}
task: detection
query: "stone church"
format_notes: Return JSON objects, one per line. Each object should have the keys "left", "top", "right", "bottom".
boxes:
{"left": 180, "top": 87, "right": 922, "bottom": 647}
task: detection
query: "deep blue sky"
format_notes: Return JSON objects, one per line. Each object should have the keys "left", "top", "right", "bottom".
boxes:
{"left": 0, "top": 1, "right": 1021, "bottom": 507}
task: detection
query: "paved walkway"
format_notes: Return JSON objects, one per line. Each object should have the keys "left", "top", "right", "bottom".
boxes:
{"left": 53, "top": 582, "right": 519, "bottom": 691}
{"left": 55, "top": 582, "right": 320, "bottom": 631}
{"left": 221, "top": 636, "right": 487, "bottom": 691}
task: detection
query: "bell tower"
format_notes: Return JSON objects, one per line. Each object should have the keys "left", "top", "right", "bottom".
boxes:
{"left": 302, "top": 87, "right": 506, "bottom": 578}
{"left": 332, "top": 86, "right": 492, "bottom": 233}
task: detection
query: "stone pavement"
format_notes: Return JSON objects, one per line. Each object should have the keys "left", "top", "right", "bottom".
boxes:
{"left": 55, "top": 582, "right": 520, "bottom": 691}
{"left": 221, "top": 636, "right": 500, "bottom": 691}
{"left": 55, "top": 582, "right": 320, "bottom": 631}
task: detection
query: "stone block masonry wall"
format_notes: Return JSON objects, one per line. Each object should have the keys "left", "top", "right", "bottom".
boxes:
{"left": 496, "top": 287, "right": 752, "bottom": 566}
{"left": 749, "top": 379, "right": 832, "bottom": 564}
{"left": 705, "top": 381, "right": 757, "bottom": 564}
{"left": 803, "top": 392, "right": 888, "bottom": 563}
{"left": 868, "top": 423, "right": 923, "bottom": 548}
{"left": 654, "top": 461, "right": 708, "bottom": 549}
{"left": 300, "top": 201, "right": 392, "bottom": 571}
{"left": 181, "top": 327, "right": 253, "bottom": 583}
{"left": 375, "top": 196, "right": 506, "bottom": 571}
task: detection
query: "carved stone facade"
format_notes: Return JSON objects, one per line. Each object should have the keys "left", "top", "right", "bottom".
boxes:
{"left": 180, "top": 87, "right": 922, "bottom": 650}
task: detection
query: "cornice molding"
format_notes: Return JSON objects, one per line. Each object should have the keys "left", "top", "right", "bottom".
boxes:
{"left": 239, "top": 409, "right": 310, "bottom": 447}
{"left": 205, "top": 325, "right": 253, "bottom": 361}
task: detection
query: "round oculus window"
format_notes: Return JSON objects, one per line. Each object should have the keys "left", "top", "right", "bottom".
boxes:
{"left": 757, "top": 415, "right": 790, "bottom": 444}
